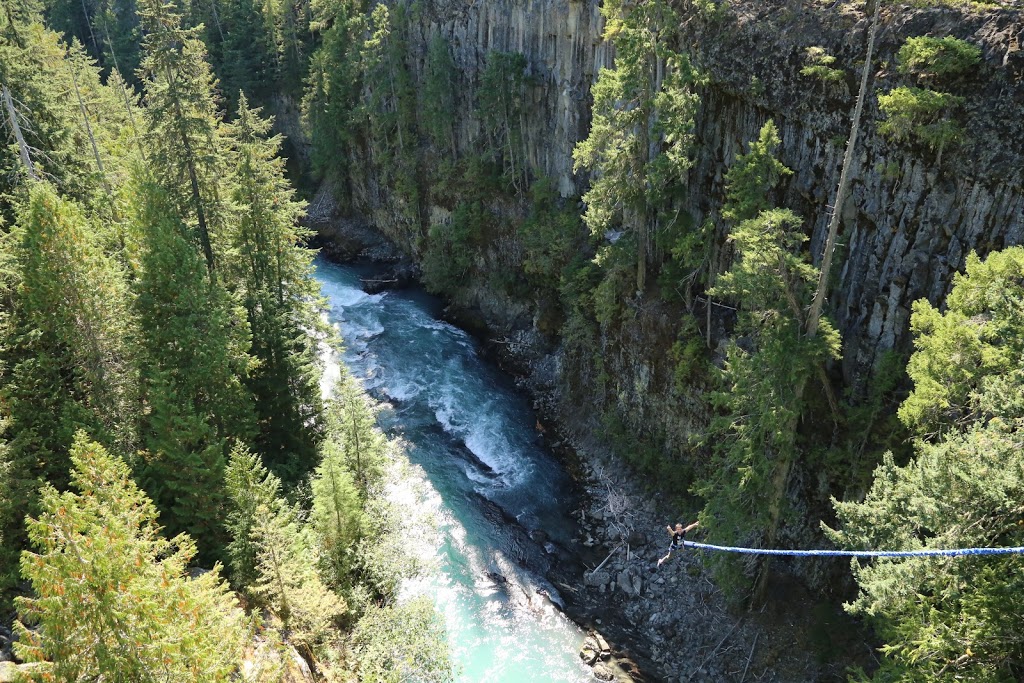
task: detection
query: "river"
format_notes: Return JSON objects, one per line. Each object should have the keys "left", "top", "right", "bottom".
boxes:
{"left": 315, "top": 256, "right": 596, "bottom": 682}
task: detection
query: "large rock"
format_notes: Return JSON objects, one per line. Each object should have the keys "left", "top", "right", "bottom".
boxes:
{"left": 584, "top": 570, "right": 611, "bottom": 587}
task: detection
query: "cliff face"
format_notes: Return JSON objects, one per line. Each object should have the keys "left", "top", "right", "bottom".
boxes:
{"left": 337, "top": 0, "right": 1024, "bottom": 475}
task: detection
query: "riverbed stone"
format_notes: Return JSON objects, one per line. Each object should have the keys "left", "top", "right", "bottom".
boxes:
{"left": 584, "top": 571, "right": 610, "bottom": 587}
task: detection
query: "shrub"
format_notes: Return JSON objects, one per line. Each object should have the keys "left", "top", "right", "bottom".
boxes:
{"left": 877, "top": 86, "right": 964, "bottom": 151}
{"left": 897, "top": 35, "right": 982, "bottom": 83}
{"left": 800, "top": 46, "right": 845, "bottom": 84}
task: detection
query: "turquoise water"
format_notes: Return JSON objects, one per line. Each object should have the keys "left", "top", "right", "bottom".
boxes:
{"left": 315, "top": 257, "right": 593, "bottom": 682}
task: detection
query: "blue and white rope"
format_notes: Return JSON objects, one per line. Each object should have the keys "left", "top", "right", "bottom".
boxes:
{"left": 684, "top": 541, "right": 1024, "bottom": 558}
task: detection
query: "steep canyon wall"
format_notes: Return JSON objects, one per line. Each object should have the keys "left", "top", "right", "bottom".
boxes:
{"left": 335, "top": 0, "right": 1024, "bottom": 508}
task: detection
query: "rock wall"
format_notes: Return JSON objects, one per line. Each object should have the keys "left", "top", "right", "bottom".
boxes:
{"left": 344, "top": 0, "right": 1024, "bottom": 428}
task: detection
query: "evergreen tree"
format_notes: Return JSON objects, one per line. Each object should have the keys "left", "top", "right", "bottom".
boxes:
{"left": 421, "top": 34, "right": 456, "bottom": 156}
{"left": 0, "top": 183, "right": 136, "bottom": 592}
{"left": 310, "top": 437, "right": 363, "bottom": 589}
{"left": 137, "top": 0, "right": 226, "bottom": 273}
{"left": 350, "top": 596, "right": 454, "bottom": 683}
{"left": 14, "top": 433, "right": 251, "bottom": 682}
{"left": 829, "top": 247, "right": 1024, "bottom": 680}
{"left": 131, "top": 176, "right": 255, "bottom": 555}
{"left": 696, "top": 123, "right": 840, "bottom": 595}
{"left": 250, "top": 499, "right": 347, "bottom": 651}
{"left": 478, "top": 50, "right": 529, "bottom": 193}
{"left": 223, "top": 442, "right": 285, "bottom": 588}
{"left": 328, "top": 373, "right": 388, "bottom": 493}
{"left": 302, "top": 0, "right": 363, "bottom": 184}
{"left": 572, "top": 0, "right": 700, "bottom": 294}
{"left": 227, "top": 94, "right": 324, "bottom": 478}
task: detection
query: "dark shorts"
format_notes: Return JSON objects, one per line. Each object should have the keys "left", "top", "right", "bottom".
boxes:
{"left": 669, "top": 541, "right": 685, "bottom": 551}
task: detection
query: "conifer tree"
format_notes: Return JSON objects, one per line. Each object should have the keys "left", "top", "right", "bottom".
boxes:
{"left": 303, "top": 0, "right": 363, "bottom": 184}
{"left": 572, "top": 0, "right": 700, "bottom": 294}
{"left": 0, "top": 183, "right": 136, "bottom": 591}
{"left": 329, "top": 373, "right": 388, "bottom": 493}
{"left": 14, "top": 433, "right": 251, "bottom": 682}
{"left": 137, "top": 0, "right": 226, "bottom": 273}
{"left": 350, "top": 596, "right": 454, "bottom": 683}
{"left": 224, "top": 442, "right": 285, "bottom": 588}
{"left": 250, "top": 501, "right": 346, "bottom": 651}
{"left": 131, "top": 176, "right": 255, "bottom": 555}
{"left": 829, "top": 251, "right": 1024, "bottom": 679}
{"left": 697, "top": 123, "right": 840, "bottom": 595}
{"left": 227, "top": 94, "right": 324, "bottom": 478}
{"left": 310, "top": 437, "right": 363, "bottom": 589}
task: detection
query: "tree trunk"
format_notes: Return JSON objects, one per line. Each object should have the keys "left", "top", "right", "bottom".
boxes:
{"left": 2, "top": 85, "right": 37, "bottom": 180}
{"left": 806, "top": 1, "right": 880, "bottom": 338}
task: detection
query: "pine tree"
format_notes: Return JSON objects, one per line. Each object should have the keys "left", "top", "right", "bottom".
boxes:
{"left": 137, "top": 0, "right": 226, "bottom": 273}
{"left": 223, "top": 442, "right": 285, "bottom": 588}
{"left": 828, "top": 248, "right": 1024, "bottom": 680}
{"left": 250, "top": 501, "right": 346, "bottom": 651}
{"left": 329, "top": 373, "right": 387, "bottom": 493}
{"left": 572, "top": 0, "right": 700, "bottom": 294}
{"left": 696, "top": 123, "right": 840, "bottom": 596}
{"left": 310, "top": 437, "right": 362, "bottom": 589}
{"left": 302, "top": 0, "right": 363, "bottom": 184}
{"left": 14, "top": 433, "right": 251, "bottom": 682}
{"left": 131, "top": 176, "right": 255, "bottom": 555}
{"left": 0, "top": 183, "right": 136, "bottom": 592}
{"left": 226, "top": 94, "right": 324, "bottom": 479}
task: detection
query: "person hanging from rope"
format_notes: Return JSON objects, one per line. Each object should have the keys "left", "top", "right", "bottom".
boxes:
{"left": 657, "top": 520, "right": 699, "bottom": 567}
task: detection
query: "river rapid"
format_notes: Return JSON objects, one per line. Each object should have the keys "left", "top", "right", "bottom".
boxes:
{"left": 315, "top": 256, "right": 597, "bottom": 682}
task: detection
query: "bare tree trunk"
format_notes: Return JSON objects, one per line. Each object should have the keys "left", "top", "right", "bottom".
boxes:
{"left": 71, "top": 66, "right": 111, "bottom": 196}
{"left": 2, "top": 85, "right": 37, "bottom": 180}
{"left": 753, "top": 1, "right": 880, "bottom": 606}
{"left": 806, "top": 1, "right": 880, "bottom": 338}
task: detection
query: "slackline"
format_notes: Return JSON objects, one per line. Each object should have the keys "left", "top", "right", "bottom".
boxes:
{"left": 683, "top": 541, "right": 1024, "bottom": 558}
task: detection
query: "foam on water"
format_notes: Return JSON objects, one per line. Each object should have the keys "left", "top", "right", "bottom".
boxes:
{"left": 315, "top": 257, "right": 591, "bottom": 682}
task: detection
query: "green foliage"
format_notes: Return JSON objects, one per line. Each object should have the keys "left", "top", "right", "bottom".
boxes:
{"left": 350, "top": 596, "right": 455, "bottom": 683}
{"left": 478, "top": 51, "right": 529, "bottom": 193}
{"left": 361, "top": 4, "right": 420, "bottom": 214}
{"left": 422, "top": 35, "right": 457, "bottom": 154}
{"left": 898, "top": 247, "right": 1024, "bottom": 437}
{"left": 897, "top": 36, "right": 982, "bottom": 83}
{"left": 327, "top": 373, "right": 389, "bottom": 493}
{"left": 518, "top": 179, "right": 586, "bottom": 294}
{"left": 800, "top": 46, "right": 845, "bottom": 85}
{"left": 227, "top": 95, "right": 324, "bottom": 479}
{"left": 138, "top": 0, "right": 228, "bottom": 272}
{"left": 15, "top": 433, "right": 251, "bottom": 681}
{"left": 828, "top": 423, "right": 1024, "bottom": 682}
{"left": 250, "top": 497, "right": 347, "bottom": 651}
{"left": 310, "top": 435, "right": 364, "bottom": 591}
{"left": 224, "top": 443, "right": 285, "bottom": 589}
{"left": 303, "top": 0, "right": 364, "bottom": 184}
{"left": 831, "top": 246, "right": 1024, "bottom": 681}
{"left": 877, "top": 86, "right": 964, "bottom": 152}
{"left": 573, "top": 0, "right": 701, "bottom": 293}
{"left": 131, "top": 178, "right": 255, "bottom": 555}
{"left": 721, "top": 121, "right": 792, "bottom": 224}
{"left": 670, "top": 316, "right": 707, "bottom": 389}
{"left": 0, "top": 183, "right": 135, "bottom": 588}
{"left": 420, "top": 201, "right": 486, "bottom": 294}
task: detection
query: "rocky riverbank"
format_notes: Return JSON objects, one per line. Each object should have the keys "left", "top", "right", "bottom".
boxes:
{"left": 313, "top": 216, "right": 872, "bottom": 682}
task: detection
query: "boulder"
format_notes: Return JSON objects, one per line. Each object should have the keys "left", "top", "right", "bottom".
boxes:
{"left": 584, "top": 570, "right": 611, "bottom": 587}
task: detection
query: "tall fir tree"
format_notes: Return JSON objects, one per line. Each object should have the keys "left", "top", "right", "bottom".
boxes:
{"left": 0, "top": 182, "right": 136, "bottom": 594}
{"left": 572, "top": 0, "right": 700, "bottom": 294}
{"left": 14, "top": 433, "right": 251, "bottom": 681}
{"left": 130, "top": 176, "right": 255, "bottom": 556}
{"left": 137, "top": 0, "right": 226, "bottom": 273}
{"left": 226, "top": 94, "right": 324, "bottom": 479}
